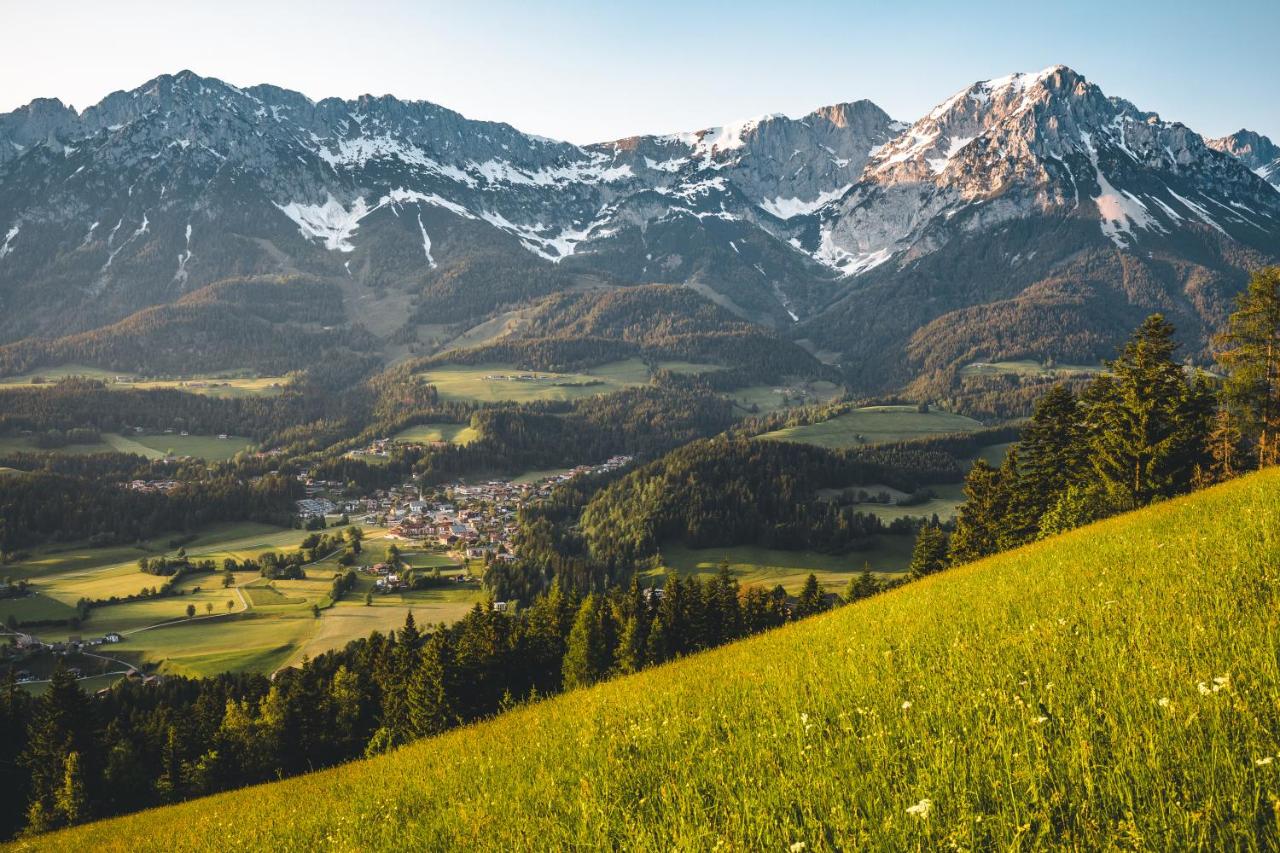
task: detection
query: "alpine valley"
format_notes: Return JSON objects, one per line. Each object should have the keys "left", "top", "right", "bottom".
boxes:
{"left": 2, "top": 65, "right": 1277, "bottom": 397}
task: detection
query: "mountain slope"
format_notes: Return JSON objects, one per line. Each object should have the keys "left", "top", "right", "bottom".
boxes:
{"left": 1210, "top": 129, "right": 1280, "bottom": 189}
{"left": 35, "top": 468, "right": 1280, "bottom": 851}
{"left": 795, "top": 66, "right": 1280, "bottom": 390}
{"left": 2, "top": 68, "right": 1278, "bottom": 393}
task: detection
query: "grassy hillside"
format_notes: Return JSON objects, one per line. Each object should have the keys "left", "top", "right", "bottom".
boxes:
{"left": 30, "top": 470, "right": 1280, "bottom": 850}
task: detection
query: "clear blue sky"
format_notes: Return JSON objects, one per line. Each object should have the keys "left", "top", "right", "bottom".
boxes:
{"left": 3, "top": 0, "right": 1277, "bottom": 144}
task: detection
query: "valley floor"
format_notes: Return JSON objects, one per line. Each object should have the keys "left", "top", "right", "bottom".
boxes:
{"left": 33, "top": 468, "right": 1280, "bottom": 850}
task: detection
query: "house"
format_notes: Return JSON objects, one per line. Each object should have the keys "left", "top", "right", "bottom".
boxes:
{"left": 104, "top": 632, "right": 122, "bottom": 643}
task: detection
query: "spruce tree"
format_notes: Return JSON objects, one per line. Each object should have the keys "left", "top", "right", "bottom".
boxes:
{"left": 1016, "top": 384, "right": 1086, "bottom": 529}
{"left": 793, "top": 574, "right": 825, "bottom": 618}
{"left": 908, "top": 524, "right": 949, "bottom": 578}
{"left": 1083, "top": 314, "right": 1212, "bottom": 504}
{"left": 21, "top": 661, "right": 95, "bottom": 833}
{"left": 406, "top": 633, "right": 454, "bottom": 737}
{"left": 1216, "top": 266, "right": 1280, "bottom": 468}
{"left": 562, "top": 595, "right": 609, "bottom": 689}
{"left": 947, "top": 460, "right": 1006, "bottom": 563}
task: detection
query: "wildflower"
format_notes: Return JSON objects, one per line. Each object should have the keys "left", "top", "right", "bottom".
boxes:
{"left": 906, "top": 799, "right": 932, "bottom": 819}
{"left": 790, "top": 843, "right": 807, "bottom": 853}
{"left": 1257, "top": 757, "right": 1274, "bottom": 766}
{"left": 1157, "top": 697, "right": 1170, "bottom": 708}
{"left": 1032, "top": 716, "right": 1048, "bottom": 724}
{"left": 901, "top": 701, "right": 912, "bottom": 710}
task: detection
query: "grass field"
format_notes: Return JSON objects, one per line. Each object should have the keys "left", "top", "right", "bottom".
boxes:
{"left": 0, "top": 365, "right": 287, "bottom": 398}
{"left": 393, "top": 423, "right": 481, "bottom": 446}
{"left": 959, "top": 359, "right": 1101, "bottom": 378}
{"left": 41, "top": 469, "right": 1280, "bottom": 851}
{"left": 726, "top": 380, "right": 842, "bottom": 415}
{"left": 759, "top": 405, "right": 983, "bottom": 448}
{"left": 418, "top": 358, "right": 722, "bottom": 404}
{"left": 657, "top": 536, "right": 914, "bottom": 593}
{"left": 0, "top": 432, "right": 252, "bottom": 460}
{"left": 4, "top": 522, "right": 484, "bottom": 676}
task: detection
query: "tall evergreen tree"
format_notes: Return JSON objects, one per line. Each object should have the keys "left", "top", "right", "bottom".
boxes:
{"left": 908, "top": 524, "right": 950, "bottom": 578}
{"left": 1082, "top": 314, "right": 1212, "bottom": 504}
{"left": 1216, "top": 267, "right": 1280, "bottom": 468}
{"left": 947, "top": 460, "right": 1007, "bottom": 563}
{"left": 406, "top": 633, "right": 454, "bottom": 737}
{"left": 21, "top": 661, "right": 95, "bottom": 834}
{"left": 562, "top": 595, "right": 611, "bottom": 689}
{"left": 793, "top": 573, "right": 826, "bottom": 619}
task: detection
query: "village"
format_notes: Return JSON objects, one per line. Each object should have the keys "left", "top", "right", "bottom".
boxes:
{"left": 294, "top": 455, "right": 633, "bottom": 594}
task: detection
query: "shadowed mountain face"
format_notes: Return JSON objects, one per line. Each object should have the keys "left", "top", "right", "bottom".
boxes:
{"left": 0, "top": 67, "right": 1277, "bottom": 391}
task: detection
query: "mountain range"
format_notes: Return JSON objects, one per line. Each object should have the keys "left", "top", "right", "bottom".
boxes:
{"left": 1, "top": 66, "right": 1277, "bottom": 394}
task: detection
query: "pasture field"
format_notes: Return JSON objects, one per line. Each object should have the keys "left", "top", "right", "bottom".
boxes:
{"left": 657, "top": 536, "right": 914, "bottom": 593}
{"left": 838, "top": 482, "right": 968, "bottom": 524}
{"left": 103, "top": 432, "right": 254, "bottom": 460}
{"left": 0, "top": 365, "right": 287, "bottom": 398}
{"left": 5, "top": 521, "right": 484, "bottom": 677}
{"left": 758, "top": 405, "right": 982, "bottom": 448}
{"left": 418, "top": 358, "right": 723, "bottom": 404}
{"left": 0, "top": 435, "right": 115, "bottom": 456}
{"left": 959, "top": 359, "right": 1101, "bottom": 378}
{"left": 726, "top": 380, "right": 842, "bottom": 415}
{"left": 393, "top": 423, "right": 481, "bottom": 446}
{"left": 0, "top": 432, "right": 252, "bottom": 460}
{"left": 44, "top": 467, "right": 1280, "bottom": 851}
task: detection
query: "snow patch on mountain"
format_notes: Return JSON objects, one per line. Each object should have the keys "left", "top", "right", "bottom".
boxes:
{"left": 0, "top": 224, "right": 18, "bottom": 260}
{"left": 275, "top": 195, "right": 370, "bottom": 252}
{"left": 416, "top": 213, "right": 436, "bottom": 268}
{"left": 759, "top": 184, "right": 851, "bottom": 220}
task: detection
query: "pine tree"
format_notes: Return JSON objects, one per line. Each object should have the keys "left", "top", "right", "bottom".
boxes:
{"left": 1083, "top": 314, "right": 1211, "bottom": 504}
{"left": 908, "top": 524, "right": 949, "bottom": 578}
{"left": 406, "top": 633, "right": 454, "bottom": 737}
{"left": 1015, "top": 384, "right": 1086, "bottom": 531}
{"left": 948, "top": 460, "right": 1006, "bottom": 563}
{"left": 1216, "top": 267, "right": 1280, "bottom": 468}
{"left": 1204, "top": 407, "right": 1245, "bottom": 484}
{"left": 21, "top": 661, "right": 94, "bottom": 833}
{"left": 562, "top": 595, "right": 610, "bottom": 689}
{"left": 793, "top": 573, "right": 825, "bottom": 618}
{"left": 54, "top": 750, "right": 88, "bottom": 826}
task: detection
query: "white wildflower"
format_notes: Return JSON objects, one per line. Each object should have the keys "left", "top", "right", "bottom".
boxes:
{"left": 790, "top": 843, "right": 807, "bottom": 853}
{"left": 901, "top": 701, "right": 912, "bottom": 710}
{"left": 1257, "top": 757, "right": 1274, "bottom": 766}
{"left": 1157, "top": 697, "right": 1170, "bottom": 708}
{"left": 906, "top": 798, "right": 932, "bottom": 819}
{"left": 1032, "top": 715, "right": 1048, "bottom": 724}
{"left": 1197, "top": 682, "right": 1212, "bottom": 695}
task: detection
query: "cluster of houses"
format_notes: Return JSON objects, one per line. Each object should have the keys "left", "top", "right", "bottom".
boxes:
{"left": 293, "top": 456, "right": 634, "bottom": 565}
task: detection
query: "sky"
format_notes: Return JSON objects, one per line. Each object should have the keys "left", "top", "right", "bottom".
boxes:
{"left": 2, "top": 0, "right": 1277, "bottom": 144}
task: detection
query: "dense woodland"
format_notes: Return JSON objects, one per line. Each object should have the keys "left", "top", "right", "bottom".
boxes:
{"left": 0, "top": 276, "right": 373, "bottom": 378}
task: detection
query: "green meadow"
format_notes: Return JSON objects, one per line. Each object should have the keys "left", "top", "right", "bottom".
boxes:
{"left": 3, "top": 523, "right": 483, "bottom": 678}
{"left": 0, "top": 365, "right": 287, "bottom": 398}
{"left": 393, "top": 422, "right": 482, "bottom": 446}
{"left": 38, "top": 467, "right": 1280, "bottom": 850}
{"left": 418, "top": 358, "right": 722, "bottom": 404}
{"left": 758, "top": 404, "right": 983, "bottom": 448}
{"left": 657, "top": 537, "right": 914, "bottom": 593}
{"left": 0, "top": 432, "right": 252, "bottom": 461}
{"left": 958, "top": 359, "right": 1102, "bottom": 378}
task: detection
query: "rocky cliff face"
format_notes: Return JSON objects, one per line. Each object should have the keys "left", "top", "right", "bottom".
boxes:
{"left": 1208, "top": 129, "right": 1280, "bottom": 189}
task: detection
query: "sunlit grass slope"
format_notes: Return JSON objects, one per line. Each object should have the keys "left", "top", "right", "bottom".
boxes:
{"left": 29, "top": 470, "right": 1280, "bottom": 851}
